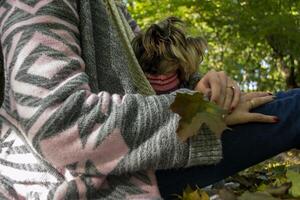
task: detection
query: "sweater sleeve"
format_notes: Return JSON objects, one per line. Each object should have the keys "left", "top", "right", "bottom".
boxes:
{"left": 0, "top": 0, "right": 222, "bottom": 176}
{"left": 0, "top": 45, "right": 3, "bottom": 106}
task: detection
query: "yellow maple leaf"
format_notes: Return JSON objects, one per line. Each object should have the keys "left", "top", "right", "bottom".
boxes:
{"left": 170, "top": 92, "right": 228, "bottom": 142}
{"left": 177, "top": 185, "right": 210, "bottom": 200}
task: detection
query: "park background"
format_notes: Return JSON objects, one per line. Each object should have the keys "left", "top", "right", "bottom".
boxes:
{"left": 127, "top": 0, "right": 300, "bottom": 199}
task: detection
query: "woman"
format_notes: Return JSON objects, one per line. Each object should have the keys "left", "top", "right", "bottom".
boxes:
{"left": 0, "top": 0, "right": 298, "bottom": 199}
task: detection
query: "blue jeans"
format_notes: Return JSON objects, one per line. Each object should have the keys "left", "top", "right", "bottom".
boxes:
{"left": 156, "top": 89, "right": 300, "bottom": 199}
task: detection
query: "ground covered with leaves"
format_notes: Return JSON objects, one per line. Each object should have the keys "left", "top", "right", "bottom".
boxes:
{"left": 176, "top": 150, "right": 300, "bottom": 200}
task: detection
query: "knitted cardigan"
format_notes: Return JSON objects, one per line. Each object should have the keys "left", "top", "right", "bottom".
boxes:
{"left": 0, "top": 0, "right": 222, "bottom": 199}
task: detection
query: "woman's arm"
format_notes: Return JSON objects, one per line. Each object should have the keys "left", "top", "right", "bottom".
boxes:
{"left": 0, "top": 0, "right": 222, "bottom": 176}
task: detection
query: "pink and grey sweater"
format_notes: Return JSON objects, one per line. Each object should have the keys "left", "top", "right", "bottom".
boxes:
{"left": 0, "top": 0, "right": 222, "bottom": 199}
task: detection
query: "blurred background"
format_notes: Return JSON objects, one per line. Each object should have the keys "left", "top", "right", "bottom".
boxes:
{"left": 126, "top": 0, "right": 300, "bottom": 92}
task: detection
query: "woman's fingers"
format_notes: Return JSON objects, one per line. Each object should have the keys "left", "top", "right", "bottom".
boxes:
{"left": 217, "top": 71, "right": 227, "bottom": 106}
{"left": 247, "top": 95, "right": 275, "bottom": 110}
{"left": 208, "top": 71, "right": 222, "bottom": 104}
{"left": 230, "top": 81, "right": 241, "bottom": 110}
{"left": 223, "top": 87, "right": 234, "bottom": 111}
{"left": 225, "top": 93, "right": 277, "bottom": 126}
{"left": 242, "top": 92, "right": 273, "bottom": 102}
{"left": 246, "top": 113, "right": 278, "bottom": 123}
{"left": 195, "top": 69, "right": 219, "bottom": 100}
{"left": 199, "top": 84, "right": 212, "bottom": 99}
{"left": 196, "top": 70, "right": 242, "bottom": 110}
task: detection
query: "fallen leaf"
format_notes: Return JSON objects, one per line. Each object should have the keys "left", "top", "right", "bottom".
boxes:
{"left": 170, "top": 92, "right": 228, "bottom": 142}
{"left": 286, "top": 169, "right": 300, "bottom": 197}
{"left": 218, "top": 188, "right": 237, "bottom": 200}
{"left": 257, "top": 183, "right": 268, "bottom": 192}
{"left": 238, "top": 191, "right": 280, "bottom": 200}
{"left": 265, "top": 183, "right": 291, "bottom": 196}
{"left": 231, "top": 174, "right": 253, "bottom": 188}
{"left": 177, "top": 185, "right": 210, "bottom": 200}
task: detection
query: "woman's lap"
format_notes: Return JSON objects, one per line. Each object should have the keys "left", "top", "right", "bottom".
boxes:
{"left": 156, "top": 89, "right": 300, "bottom": 199}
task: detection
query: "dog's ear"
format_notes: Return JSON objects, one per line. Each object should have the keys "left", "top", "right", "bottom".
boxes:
{"left": 131, "top": 33, "right": 144, "bottom": 61}
{"left": 186, "top": 36, "right": 207, "bottom": 63}
{"left": 175, "top": 36, "right": 207, "bottom": 81}
{"left": 131, "top": 33, "right": 160, "bottom": 74}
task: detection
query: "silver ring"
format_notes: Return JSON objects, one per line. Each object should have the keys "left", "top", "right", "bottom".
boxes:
{"left": 222, "top": 114, "right": 227, "bottom": 119}
{"left": 250, "top": 99, "right": 255, "bottom": 109}
{"left": 227, "top": 86, "right": 235, "bottom": 90}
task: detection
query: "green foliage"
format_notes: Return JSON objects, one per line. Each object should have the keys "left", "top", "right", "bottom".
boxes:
{"left": 127, "top": 0, "right": 300, "bottom": 92}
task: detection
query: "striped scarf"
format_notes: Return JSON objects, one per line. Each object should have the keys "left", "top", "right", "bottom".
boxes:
{"left": 146, "top": 72, "right": 180, "bottom": 94}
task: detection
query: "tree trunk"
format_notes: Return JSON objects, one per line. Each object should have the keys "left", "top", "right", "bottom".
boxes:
{"left": 267, "top": 34, "right": 298, "bottom": 89}
{"left": 279, "top": 55, "right": 298, "bottom": 89}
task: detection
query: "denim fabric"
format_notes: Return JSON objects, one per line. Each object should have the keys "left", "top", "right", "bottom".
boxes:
{"left": 156, "top": 89, "right": 300, "bottom": 199}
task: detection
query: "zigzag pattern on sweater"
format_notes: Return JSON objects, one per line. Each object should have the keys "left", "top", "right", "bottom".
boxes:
{"left": 0, "top": 0, "right": 161, "bottom": 199}
{"left": 0, "top": 0, "right": 223, "bottom": 199}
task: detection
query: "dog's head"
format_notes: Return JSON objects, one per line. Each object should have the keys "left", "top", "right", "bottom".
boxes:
{"left": 132, "top": 17, "right": 207, "bottom": 81}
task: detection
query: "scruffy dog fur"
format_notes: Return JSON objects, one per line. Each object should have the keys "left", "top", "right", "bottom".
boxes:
{"left": 131, "top": 17, "right": 207, "bottom": 81}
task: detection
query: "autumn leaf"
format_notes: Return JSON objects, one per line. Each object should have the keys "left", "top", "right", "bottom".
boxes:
{"left": 170, "top": 92, "right": 228, "bottom": 142}
{"left": 176, "top": 185, "right": 210, "bottom": 200}
{"left": 218, "top": 188, "right": 237, "bottom": 200}
{"left": 265, "top": 183, "right": 291, "bottom": 196}
{"left": 238, "top": 191, "right": 280, "bottom": 200}
{"left": 286, "top": 169, "right": 300, "bottom": 197}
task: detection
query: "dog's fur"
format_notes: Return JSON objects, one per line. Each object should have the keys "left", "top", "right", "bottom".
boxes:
{"left": 132, "top": 17, "right": 207, "bottom": 81}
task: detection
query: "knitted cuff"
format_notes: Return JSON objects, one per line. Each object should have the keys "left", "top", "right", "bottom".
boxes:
{"left": 185, "top": 125, "right": 223, "bottom": 168}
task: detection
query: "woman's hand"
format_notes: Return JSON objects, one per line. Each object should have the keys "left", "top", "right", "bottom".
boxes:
{"left": 195, "top": 69, "right": 241, "bottom": 111}
{"left": 224, "top": 92, "right": 279, "bottom": 126}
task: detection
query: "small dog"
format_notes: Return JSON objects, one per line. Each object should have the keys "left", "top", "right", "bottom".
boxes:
{"left": 132, "top": 17, "right": 207, "bottom": 84}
